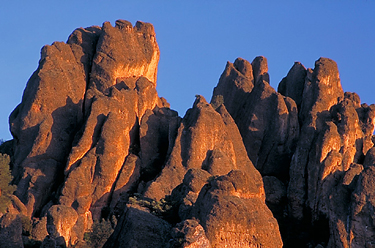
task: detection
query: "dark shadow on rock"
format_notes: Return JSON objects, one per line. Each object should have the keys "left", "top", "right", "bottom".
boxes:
{"left": 13, "top": 97, "right": 84, "bottom": 217}
{"left": 0, "top": 214, "right": 23, "bottom": 248}
{"left": 103, "top": 206, "right": 171, "bottom": 248}
{"left": 139, "top": 107, "right": 179, "bottom": 181}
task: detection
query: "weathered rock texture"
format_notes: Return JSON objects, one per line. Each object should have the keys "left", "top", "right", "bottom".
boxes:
{"left": 4, "top": 19, "right": 375, "bottom": 248}
{"left": 212, "top": 56, "right": 375, "bottom": 247}
{"left": 7, "top": 20, "right": 178, "bottom": 246}
{"left": 212, "top": 57, "right": 299, "bottom": 179}
{"left": 104, "top": 205, "right": 171, "bottom": 248}
{"left": 193, "top": 170, "right": 283, "bottom": 247}
{"left": 168, "top": 219, "right": 211, "bottom": 248}
{"left": 143, "top": 95, "right": 257, "bottom": 201}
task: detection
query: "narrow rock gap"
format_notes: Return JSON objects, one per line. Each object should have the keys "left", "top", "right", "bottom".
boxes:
{"left": 105, "top": 155, "right": 131, "bottom": 216}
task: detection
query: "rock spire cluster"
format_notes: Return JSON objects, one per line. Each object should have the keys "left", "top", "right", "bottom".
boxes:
{"left": 0, "top": 19, "right": 374, "bottom": 248}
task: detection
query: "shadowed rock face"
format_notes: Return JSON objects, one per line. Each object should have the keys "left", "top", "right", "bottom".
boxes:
{"left": 212, "top": 57, "right": 299, "bottom": 179}
{"left": 4, "top": 19, "right": 375, "bottom": 248}
{"left": 103, "top": 205, "right": 172, "bottom": 248}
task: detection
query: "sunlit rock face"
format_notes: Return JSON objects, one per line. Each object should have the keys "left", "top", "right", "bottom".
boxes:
{"left": 213, "top": 56, "right": 375, "bottom": 247}
{"left": 143, "top": 95, "right": 258, "bottom": 201}
{"left": 84, "top": 20, "right": 160, "bottom": 110}
{"left": 5, "top": 19, "right": 375, "bottom": 248}
{"left": 7, "top": 19, "right": 173, "bottom": 245}
{"left": 192, "top": 170, "right": 283, "bottom": 248}
{"left": 9, "top": 39, "right": 89, "bottom": 218}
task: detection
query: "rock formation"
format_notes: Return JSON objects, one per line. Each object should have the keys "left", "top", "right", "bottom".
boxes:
{"left": 212, "top": 56, "right": 375, "bottom": 247}
{"left": 0, "top": 19, "right": 374, "bottom": 248}
{"left": 192, "top": 170, "right": 283, "bottom": 247}
{"left": 104, "top": 204, "right": 172, "bottom": 248}
{"left": 212, "top": 57, "right": 299, "bottom": 179}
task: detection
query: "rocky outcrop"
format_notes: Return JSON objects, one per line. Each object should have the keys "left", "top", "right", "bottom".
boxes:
{"left": 348, "top": 148, "right": 375, "bottom": 248}
{"left": 57, "top": 22, "right": 176, "bottom": 245}
{"left": 212, "top": 57, "right": 299, "bottom": 179}
{"left": 211, "top": 56, "right": 375, "bottom": 247}
{"left": 281, "top": 59, "right": 375, "bottom": 247}
{"left": 84, "top": 20, "right": 159, "bottom": 109}
{"left": 7, "top": 19, "right": 177, "bottom": 246}
{"left": 193, "top": 170, "right": 283, "bottom": 247}
{"left": 10, "top": 38, "right": 89, "bottom": 218}
{"left": 169, "top": 219, "right": 211, "bottom": 248}
{"left": 103, "top": 205, "right": 171, "bottom": 248}
{"left": 143, "top": 95, "right": 257, "bottom": 200}
{"left": 5, "top": 19, "right": 375, "bottom": 248}
{"left": 287, "top": 58, "right": 345, "bottom": 221}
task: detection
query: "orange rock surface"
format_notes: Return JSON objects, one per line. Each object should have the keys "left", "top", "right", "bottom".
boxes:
{"left": 2, "top": 19, "right": 375, "bottom": 248}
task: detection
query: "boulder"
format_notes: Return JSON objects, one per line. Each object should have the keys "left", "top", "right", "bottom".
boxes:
{"left": 193, "top": 170, "right": 282, "bottom": 247}
{"left": 168, "top": 219, "right": 211, "bottom": 248}
{"left": 169, "top": 168, "right": 211, "bottom": 220}
{"left": 103, "top": 205, "right": 171, "bottom": 248}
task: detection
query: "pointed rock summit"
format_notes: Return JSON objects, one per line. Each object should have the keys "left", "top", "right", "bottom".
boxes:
{"left": 1, "top": 19, "right": 374, "bottom": 248}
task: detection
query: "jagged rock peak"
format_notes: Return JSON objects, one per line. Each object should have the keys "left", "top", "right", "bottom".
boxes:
{"left": 3, "top": 19, "right": 375, "bottom": 248}
{"left": 278, "top": 61, "right": 307, "bottom": 109}
{"left": 252, "top": 55, "right": 269, "bottom": 83}
{"left": 84, "top": 20, "right": 160, "bottom": 110}
{"left": 6, "top": 19, "right": 172, "bottom": 246}
{"left": 212, "top": 56, "right": 299, "bottom": 178}
{"left": 233, "top": 57, "right": 253, "bottom": 78}
{"left": 211, "top": 55, "right": 375, "bottom": 247}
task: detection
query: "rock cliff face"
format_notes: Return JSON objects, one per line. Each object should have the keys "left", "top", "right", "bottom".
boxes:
{"left": 212, "top": 56, "right": 375, "bottom": 247}
{"left": 1, "top": 19, "right": 374, "bottom": 248}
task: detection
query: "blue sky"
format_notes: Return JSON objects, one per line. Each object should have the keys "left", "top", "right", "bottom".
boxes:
{"left": 1, "top": 1, "right": 374, "bottom": 140}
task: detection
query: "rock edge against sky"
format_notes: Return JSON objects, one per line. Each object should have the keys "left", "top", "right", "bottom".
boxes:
{"left": 1, "top": 19, "right": 375, "bottom": 248}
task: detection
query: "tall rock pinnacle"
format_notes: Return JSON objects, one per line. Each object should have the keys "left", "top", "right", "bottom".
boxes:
{"left": 8, "top": 20, "right": 167, "bottom": 246}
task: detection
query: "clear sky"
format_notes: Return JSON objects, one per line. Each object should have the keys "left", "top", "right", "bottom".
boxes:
{"left": 1, "top": 1, "right": 374, "bottom": 140}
